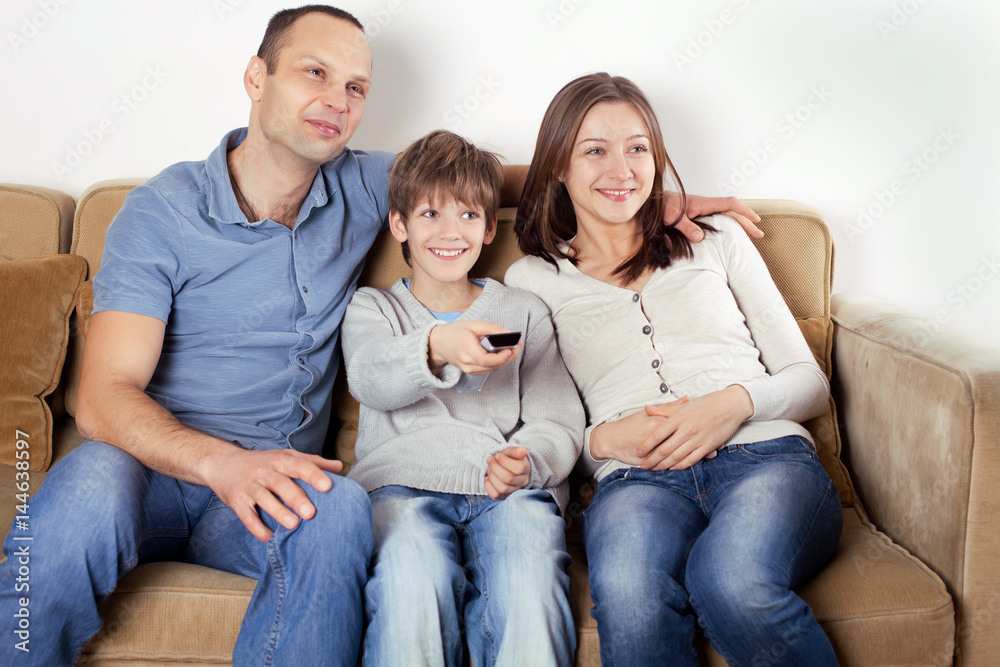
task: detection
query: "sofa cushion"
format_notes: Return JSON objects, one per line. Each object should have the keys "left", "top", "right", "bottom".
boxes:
{"left": 81, "top": 562, "right": 254, "bottom": 664}
{"left": 0, "top": 254, "right": 88, "bottom": 471}
{"left": 0, "top": 184, "right": 76, "bottom": 257}
{"left": 797, "top": 315, "right": 854, "bottom": 505}
{"left": 74, "top": 507, "right": 952, "bottom": 666}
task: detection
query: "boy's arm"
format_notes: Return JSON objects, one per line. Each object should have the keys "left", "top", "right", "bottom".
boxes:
{"left": 342, "top": 290, "right": 460, "bottom": 411}
{"left": 506, "top": 306, "right": 585, "bottom": 490}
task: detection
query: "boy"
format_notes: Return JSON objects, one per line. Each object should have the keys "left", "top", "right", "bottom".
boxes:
{"left": 340, "top": 130, "right": 584, "bottom": 666}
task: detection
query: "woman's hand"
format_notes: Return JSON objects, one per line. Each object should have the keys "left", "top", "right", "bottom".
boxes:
{"left": 637, "top": 386, "right": 754, "bottom": 471}
{"left": 589, "top": 397, "right": 691, "bottom": 465}
{"left": 665, "top": 193, "right": 763, "bottom": 241}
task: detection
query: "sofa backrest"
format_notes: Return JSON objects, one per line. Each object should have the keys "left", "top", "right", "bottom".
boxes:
{"left": 0, "top": 184, "right": 76, "bottom": 257}
{"left": 3, "top": 179, "right": 854, "bottom": 503}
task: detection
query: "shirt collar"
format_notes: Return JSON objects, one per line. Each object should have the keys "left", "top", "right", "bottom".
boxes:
{"left": 206, "top": 127, "right": 338, "bottom": 226}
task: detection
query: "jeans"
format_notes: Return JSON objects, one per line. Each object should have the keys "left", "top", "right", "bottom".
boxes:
{"left": 363, "top": 485, "right": 574, "bottom": 667}
{"left": 583, "top": 435, "right": 843, "bottom": 667}
{"left": 0, "top": 440, "right": 373, "bottom": 666}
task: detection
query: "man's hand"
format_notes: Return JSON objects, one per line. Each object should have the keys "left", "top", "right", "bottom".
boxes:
{"left": 428, "top": 320, "right": 522, "bottom": 375}
{"left": 484, "top": 446, "right": 531, "bottom": 500}
{"left": 637, "top": 386, "right": 754, "bottom": 471}
{"left": 665, "top": 192, "right": 763, "bottom": 242}
{"left": 202, "top": 448, "right": 345, "bottom": 542}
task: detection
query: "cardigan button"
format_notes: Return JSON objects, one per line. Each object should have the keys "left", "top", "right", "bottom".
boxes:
{"left": 642, "top": 325, "right": 652, "bottom": 335}
{"left": 659, "top": 383, "right": 668, "bottom": 393}
{"left": 651, "top": 359, "right": 660, "bottom": 369}
{"left": 632, "top": 293, "right": 640, "bottom": 302}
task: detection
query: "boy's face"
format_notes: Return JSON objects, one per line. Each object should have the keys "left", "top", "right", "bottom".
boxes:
{"left": 389, "top": 194, "right": 497, "bottom": 293}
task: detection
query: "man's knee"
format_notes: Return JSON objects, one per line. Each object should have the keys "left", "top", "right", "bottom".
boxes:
{"left": 293, "top": 474, "right": 372, "bottom": 543}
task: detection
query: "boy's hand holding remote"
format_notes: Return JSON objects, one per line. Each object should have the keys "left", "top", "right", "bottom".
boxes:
{"left": 484, "top": 446, "right": 531, "bottom": 500}
{"left": 428, "top": 320, "right": 522, "bottom": 375}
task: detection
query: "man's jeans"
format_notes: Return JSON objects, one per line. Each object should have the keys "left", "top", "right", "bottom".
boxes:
{"left": 363, "top": 485, "right": 575, "bottom": 667}
{"left": 583, "top": 436, "right": 843, "bottom": 667}
{"left": 0, "top": 441, "right": 373, "bottom": 666}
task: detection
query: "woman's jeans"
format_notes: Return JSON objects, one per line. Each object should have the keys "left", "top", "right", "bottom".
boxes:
{"left": 0, "top": 440, "right": 373, "bottom": 667}
{"left": 583, "top": 435, "right": 843, "bottom": 667}
{"left": 363, "top": 485, "right": 575, "bottom": 667}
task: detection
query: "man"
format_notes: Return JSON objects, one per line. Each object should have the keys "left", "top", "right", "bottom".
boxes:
{"left": 1, "top": 7, "right": 382, "bottom": 666}
{"left": 0, "top": 5, "right": 759, "bottom": 666}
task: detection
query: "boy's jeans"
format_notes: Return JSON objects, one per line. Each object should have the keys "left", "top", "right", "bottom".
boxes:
{"left": 583, "top": 435, "right": 843, "bottom": 667}
{"left": 0, "top": 440, "right": 373, "bottom": 666}
{"left": 363, "top": 485, "right": 575, "bottom": 667}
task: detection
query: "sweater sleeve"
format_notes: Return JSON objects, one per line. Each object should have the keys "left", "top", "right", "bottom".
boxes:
{"left": 715, "top": 216, "right": 829, "bottom": 422}
{"left": 341, "top": 288, "right": 461, "bottom": 411}
{"left": 506, "top": 300, "right": 585, "bottom": 490}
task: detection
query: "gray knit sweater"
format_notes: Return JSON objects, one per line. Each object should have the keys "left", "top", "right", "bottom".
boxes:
{"left": 341, "top": 278, "right": 584, "bottom": 512}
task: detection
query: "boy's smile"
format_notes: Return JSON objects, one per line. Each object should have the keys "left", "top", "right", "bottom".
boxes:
{"left": 389, "top": 194, "right": 497, "bottom": 311}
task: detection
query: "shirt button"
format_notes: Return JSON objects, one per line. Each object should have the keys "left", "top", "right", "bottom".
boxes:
{"left": 659, "top": 383, "right": 668, "bottom": 393}
{"left": 632, "top": 293, "right": 640, "bottom": 302}
{"left": 642, "top": 325, "right": 652, "bottom": 335}
{"left": 297, "top": 358, "right": 305, "bottom": 365}
{"left": 302, "top": 286, "right": 309, "bottom": 293}
{"left": 651, "top": 359, "right": 660, "bottom": 369}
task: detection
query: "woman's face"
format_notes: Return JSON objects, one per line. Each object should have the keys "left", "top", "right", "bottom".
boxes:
{"left": 560, "top": 101, "right": 656, "bottom": 234}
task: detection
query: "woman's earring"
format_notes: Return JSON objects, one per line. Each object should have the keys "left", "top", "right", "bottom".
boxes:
{"left": 557, "top": 176, "right": 564, "bottom": 182}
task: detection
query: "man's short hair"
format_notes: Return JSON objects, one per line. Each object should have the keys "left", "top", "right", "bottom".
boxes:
{"left": 258, "top": 5, "right": 364, "bottom": 74}
{"left": 388, "top": 130, "right": 504, "bottom": 264}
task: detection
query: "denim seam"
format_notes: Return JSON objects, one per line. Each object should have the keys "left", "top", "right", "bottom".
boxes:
{"left": 263, "top": 536, "right": 287, "bottom": 666}
{"left": 464, "top": 516, "right": 498, "bottom": 666}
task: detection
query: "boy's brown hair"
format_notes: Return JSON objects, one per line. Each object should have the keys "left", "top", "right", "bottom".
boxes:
{"left": 388, "top": 130, "right": 504, "bottom": 263}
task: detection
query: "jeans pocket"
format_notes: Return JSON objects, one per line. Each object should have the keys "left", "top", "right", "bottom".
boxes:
{"left": 730, "top": 435, "right": 816, "bottom": 464}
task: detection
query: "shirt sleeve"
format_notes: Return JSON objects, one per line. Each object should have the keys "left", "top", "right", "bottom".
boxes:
{"left": 505, "top": 297, "right": 585, "bottom": 490}
{"left": 341, "top": 288, "right": 461, "bottom": 411}
{"left": 714, "top": 215, "right": 829, "bottom": 422}
{"left": 354, "top": 150, "right": 395, "bottom": 232}
{"left": 92, "top": 185, "right": 187, "bottom": 323}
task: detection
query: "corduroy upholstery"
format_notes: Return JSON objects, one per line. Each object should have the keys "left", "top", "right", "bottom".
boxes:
{"left": 1, "top": 181, "right": 995, "bottom": 665}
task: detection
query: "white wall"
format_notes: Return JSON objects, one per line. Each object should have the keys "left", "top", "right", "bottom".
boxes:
{"left": 3, "top": 0, "right": 997, "bottom": 337}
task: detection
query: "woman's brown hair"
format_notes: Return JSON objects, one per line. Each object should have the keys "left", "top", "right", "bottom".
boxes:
{"left": 516, "top": 73, "right": 713, "bottom": 282}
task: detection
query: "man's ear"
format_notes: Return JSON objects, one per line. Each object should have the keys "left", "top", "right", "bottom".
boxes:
{"left": 244, "top": 55, "right": 265, "bottom": 103}
{"left": 388, "top": 210, "right": 409, "bottom": 243}
{"left": 483, "top": 215, "right": 498, "bottom": 245}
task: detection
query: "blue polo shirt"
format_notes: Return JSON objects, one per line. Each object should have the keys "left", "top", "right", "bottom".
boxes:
{"left": 93, "top": 128, "right": 393, "bottom": 454}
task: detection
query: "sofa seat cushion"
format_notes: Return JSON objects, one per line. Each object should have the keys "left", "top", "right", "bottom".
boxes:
{"left": 0, "top": 254, "right": 88, "bottom": 471}
{"left": 569, "top": 506, "right": 954, "bottom": 667}
{"left": 74, "top": 506, "right": 952, "bottom": 666}
{"left": 80, "top": 562, "right": 254, "bottom": 664}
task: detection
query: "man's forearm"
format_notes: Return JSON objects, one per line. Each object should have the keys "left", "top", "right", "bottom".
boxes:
{"left": 76, "top": 381, "right": 234, "bottom": 486}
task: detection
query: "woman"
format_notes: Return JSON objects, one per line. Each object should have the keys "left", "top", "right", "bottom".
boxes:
{"left": 505, "top": 73, "right": 843, "bottom": 666}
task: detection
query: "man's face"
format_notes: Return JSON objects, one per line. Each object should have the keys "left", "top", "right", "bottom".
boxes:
{"left": 254, "top": 13, "right": 371, "bottom": 167}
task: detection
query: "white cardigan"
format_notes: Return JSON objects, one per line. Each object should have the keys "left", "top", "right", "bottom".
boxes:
{"left": 505, "top": 215, "right": 828, "bottom": 481}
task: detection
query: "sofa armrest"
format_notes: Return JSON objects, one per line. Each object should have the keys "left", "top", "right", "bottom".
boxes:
{"left": 831, "top": 292, "right": 1000, "bottom": 666}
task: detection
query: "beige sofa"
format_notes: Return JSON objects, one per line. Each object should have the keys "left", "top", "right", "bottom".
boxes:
{"left": 2, "top": 179, "right": 997, "bottom": 665}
